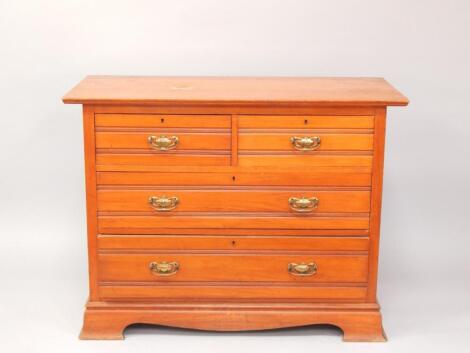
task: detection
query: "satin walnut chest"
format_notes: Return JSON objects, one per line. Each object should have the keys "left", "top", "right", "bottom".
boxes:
{"left": 63, "top": 76, "right": 408, "bottom": 341}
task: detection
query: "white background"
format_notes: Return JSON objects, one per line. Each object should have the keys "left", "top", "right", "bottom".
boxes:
{"left": 1, "top": 0, "right": 469, "bottom": 352}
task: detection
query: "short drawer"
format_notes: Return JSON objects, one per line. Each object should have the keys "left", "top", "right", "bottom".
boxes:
{"left": 98, "top": 253, "right": 368, "bottom": 283}
{"left": 95, "top": 114, "right": 231, "bottom": 128}
{"left": 238, "top": 115, "right": 374, "bottom": 129}
{"left": 239, "top": 133, "right": 373, "bottom": 151}
{"left": 96, "top": 132, "right": 230, "bottom": 151}
{"left": 97, "top": 189, "right": 371, "bottom": 213}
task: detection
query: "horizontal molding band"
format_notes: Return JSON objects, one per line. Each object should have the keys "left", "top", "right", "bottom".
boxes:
{"left": 96, "top": 149, "right": 230, "bottom": 155}
{"left": 239, "top": 151, "right": 373, "bottom": 156}
{"left": 85, "top": 301, "right": 380, "bottom": 311}
{"left": 239, "top": 128, "right": 374, "bottom": 134}
{"left": 97, "top": 212, "right": 370, "bottom": 217}
{"left": 99, "top": 281, "right": 367, "bottom": 287}
{"left": 95, "top": 165, "right": 373, "bottom": 173}
{"left": 95, "top": 150, "right": 372, "bottom": 156}
{"left": 96, "top": 229, "right": 370, "bottom": 236}
{"left": 96, "top": 185, "right": 371, "bottom": 191}
{"left": 96, "top": 127, "right": 231, "bottom": 133}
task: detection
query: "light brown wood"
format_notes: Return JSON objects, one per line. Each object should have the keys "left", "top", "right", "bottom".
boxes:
{"left": 97, "top": 170, "right": 372, "bottom": 186}
{"left": 238, "top": 154, "right": 372, "bottom": 168}
{"left": 231, "top": 115, "right": 238, "bottom": 166}
{"left": 97, "top": 189, "right": 370, "bottom": 213}
{"left": 95, "top": 114, "right": 231, "bottom": 128}
{"left": 64, "top": 76, "right": 407, "bottom": 341}
{"left": 63, "top": 76, "right": 408, "bottom": 106}
{"left": 94, "top": 104, "right": 377, "bottom": 115}
{"left": 98, "top": 253, "right": 368, "bottom": 283}
{"left": 99, "top": 228, "right": 370, "bottom": 236}
{"left": 96, "top": 132, "right": 230, "bottom": 150}
{"left": 80, "top": 302, "right": 385, "bottom": 341}
{"left": 97, "top": 285, "right": 367, "bottom": 301}
{"left": 82, "top": 106, "right": 99, "bottom": 301}
{"left": 98, "top": 215, "right": 370, "bottom": 233}
{"left": 367, "top": 108, "right": 386, "bottom": 302}
{"left": 239, "top": 115, "right": 374, "bottom": 129}
{"left": 239, "top": 132, "right": 373, "bottom": 151}
{"left": 97, "top": 235, "right": 370, "bottom": 251}
{"left": 96, "top": 153, "right": 230, "bottom": 167}
{"left": 95, "top": 164, "right": 373, "bottom": 173}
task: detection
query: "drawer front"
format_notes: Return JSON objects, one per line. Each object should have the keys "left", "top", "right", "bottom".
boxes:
{"left": 99, "top": 285, "right": 367, "bottom": 301}
{"left": 98, "top": 253, "right": 368, "bottom": 283}
{"left": 96, "top": 154, "right": 230, "bottom": 167}
{"left": 95, "top": 114, "right": 231, "bottom": 167}
{"left": 239, "top": 133, "right": 373, "bottom": 151}
{"left": 238, "top": 155, "right": 372, "bottom": 168}
{"left": 98, "top": 235, "right": 370, "bottom": 252}
{"left": 97, "top": 171, "right": 372, "bottom": 187}
{"left": 97, "top": 189, "right": 370, "bottom": 213}
{"left": 96, "top": 132, "right": 230, "bottom": 151}
{"left": 98, "top": 215, "right": 369, "bottom": 233}
{"left": 95, "top": 114, "right": 231, "bottom": 128}
{"left": 238, "top": 115, "right": 373, "bottom": 169}
{"left": 238, "top": 115, "right": 374, "bottom": 129}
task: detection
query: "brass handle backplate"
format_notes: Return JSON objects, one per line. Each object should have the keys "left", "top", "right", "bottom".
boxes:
{"left": 149, "top": 261, "right": 180, "bottom": 276}
{"left": 288, "top": 197, "right": 319, "bottom": 213}
{"left": 288, "top": 262, "right": 317, "bottom": 276}
{"left": 148, "top": 135, "right": 179, "bottom": 150}
{"left": 290, "top": 136, "right": 321, "bottom": 151}
{"left": 148, "top": 196, "right": 179, "bottom": 211}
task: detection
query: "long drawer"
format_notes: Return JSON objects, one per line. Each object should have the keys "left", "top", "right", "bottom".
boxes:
{"left": 97, "top": 189, "right": 370, "bottom": 213}
{"left": 98, "top": 235, "right": 370, "bottom": 251}
{"left": 96, "top": 170, "right": 372, "bottom": 187}
{"left": 96, "top": 153, "right": 371, "bottom": 169}
{"left": 98, "top": 285, "right": 367, "bottom": 301}
{"left": 98, "top": 215, "right": 369, "bottom": 233}
{"left": 98, "top": 253, "right": 368, "bottom": 283}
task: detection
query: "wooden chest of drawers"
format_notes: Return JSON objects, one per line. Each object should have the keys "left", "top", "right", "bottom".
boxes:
{"left": 63, "top": 76, "right": 408, "bottom": 341}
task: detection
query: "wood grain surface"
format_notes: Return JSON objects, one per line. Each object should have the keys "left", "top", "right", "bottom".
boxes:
{"left": 98, "top": 253, "right": 368, "bottom": 283}
{"left": 63, "top": 76, "right": 408, "bottom": 106}
{"left": 97, "top": 189, "right": 371, "bottom": 213}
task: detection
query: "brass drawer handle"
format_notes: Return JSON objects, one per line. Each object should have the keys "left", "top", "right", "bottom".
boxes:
{"left": 148, "top": 196, "right": 179, "bottom": 211}
{"left": 148, "top": 135, "right": 179, "bottom": 150}
{"left": 288, "top": 262, "right": 317, "bottom": 276}
{"left": 288, "top": 197, "right": 319, "bottom": 212}
{"left": 290, "top": 136, "right": 321, "bottom": 151}
{"left": 149, "top": 261, "right": 179, "bottom": 276}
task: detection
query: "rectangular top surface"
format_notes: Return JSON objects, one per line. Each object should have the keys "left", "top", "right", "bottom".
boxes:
{"left": 62, "top": 76, "right": 408, "bottom": 106}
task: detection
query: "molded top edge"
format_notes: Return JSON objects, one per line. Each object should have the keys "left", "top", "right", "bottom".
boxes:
{"left": 63, "top": 76, "right": 409, "bottom": 106}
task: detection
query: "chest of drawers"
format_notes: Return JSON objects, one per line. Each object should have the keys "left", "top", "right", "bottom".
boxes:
{"left": 63, "top": 76, "right": 408, "bottom": 341}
